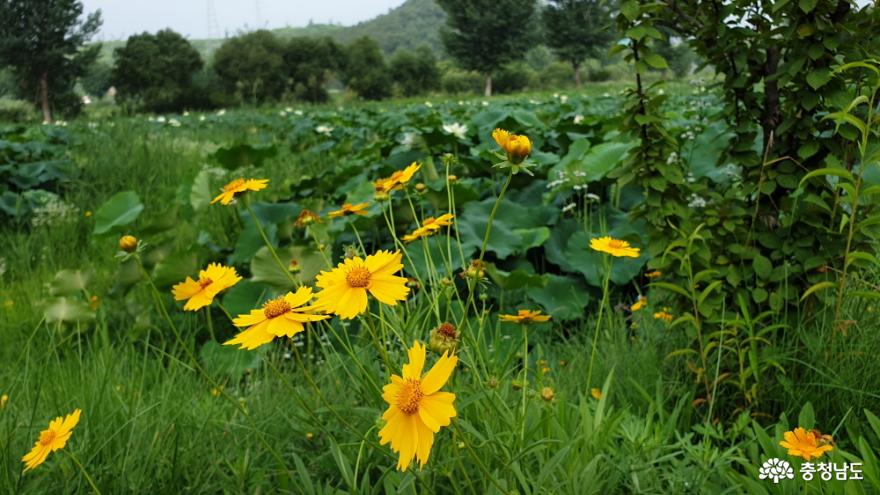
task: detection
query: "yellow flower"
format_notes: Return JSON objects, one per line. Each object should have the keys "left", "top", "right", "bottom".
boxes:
{"left": 631, "top": 296, "right": 647, "bottom": 312}
{"left": 211, "top": 178, "right": 269, "bottom": 205}
{"left": 379, "top": 341, "right": 457, "bottom": 470}
{"left": 780, "top": 427, "right": 834, "bottom": 461}
{"left": 118, "top": 235, "right": 138, "bottom": 253}
{"left": 295, "top": 209, "right": 321, "bottom": 227}
{"left": 541, "top": 387, "right": 555, "bottom": 402}
{"left": 224, "top": 287, "right": 329, "bottom": 350}
{"left": 591, "top": 388, "right": 602, "bottom": 400}
{"left": 314, "top": 250, "right": 409, "bottom": 319}
{"left": 590, "top": 236, "right": 641, "bottom": 258}
{"left": 646, "top": 270, "right": 662, "bottom": 279}
{"left": 0, "top": 394, "right": 7, "bottom": 409}
{"left": 83, "top": 210, "right": 92, "bottom": 218}
{"left": 21, "top": 409, "right": 81, "bottom": 471}
{"left": 375, "top": 162, "right": 422, "bottom": 193}
{"left": 328, "top": 202, "right": 370, "bottom": 218}
{"left": 492, "top": 128, "right": 532, "bottom": 164}
{"left": 499, "top": 309, "right": 551, "bottom": 324}
{"left": 402, "top": 214, "right": 455, "bottom": 242}
{"left": 172, "top": 263, "right": 242, "bottom": 311}
{"left": 653, "top": 311, "right": 673, "bottom": 322}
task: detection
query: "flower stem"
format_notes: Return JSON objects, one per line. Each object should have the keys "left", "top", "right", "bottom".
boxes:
{"left": 64, "top": 450, "right": 102, "bottom": 495}
{"left": 587, "top": 256, "right": 612, "bottom": 387}
{"left": 244, "top": 200, "right": 297, "bottom": 286}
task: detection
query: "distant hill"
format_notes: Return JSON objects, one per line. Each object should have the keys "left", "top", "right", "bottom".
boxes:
{"left": 98, "top": 0, "right": 445, "bottom": 64}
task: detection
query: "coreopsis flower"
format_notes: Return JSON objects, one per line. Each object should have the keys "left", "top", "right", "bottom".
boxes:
{"left": 500, "top": 309, "right": 551, "bottom": 324}
{"left": 0, "top": 394, "right": 7, "bottom": 409}
{"left": 541, "top": 387, "right": 555, "bottom": 402}
{"left": 429, "top": 322, "right": 459, "bottom": 354}
{"left": 631, "top": 296, "right": 647, "bottom": 312}
{"left": 118, "top": 235, "right": 138, "bottom": 253}
{"left": 295, "top": 209, "right": 320, "bottom": 227}
{"left": 402, "top": 214, "right": 455, "bottom": 242}
{"left": 590, "top": 388, "right": 603, "bottom": 400}
{"left": 645, "top": 270, "right": 662, "bottom": 279}
{"left": 22, "top": 409, "right": 81, "bottom": 471}
{"left": 492, "top": 128, "right": 532, "bottom": 164}
{"left": 780, "top": 427, "right": 834, "bottom": 461}
{"left": 653, "top": 311, "right": 673, "bottom": 322}
{"left": 224, "top": 287, "right": 328, "bottom": 350}
{"left": 460, "top": 259, "right": 486, "bottom": 280}
{"left": 375, "top": 162, "right": 421, "bottom": 193}
{"left": 172, "top": 263, "right": 242, "bottom": 311}
{"left": 379, "top": 341, "right": 457, "bottom": 470}
{"left": 211, "top": 178, "right": 268, "bottom": 205}
{"left": 590, "top": 236, "right": 641, "bottom": 258}
{"left": 328, "top": 202, "right": 370, "bottom": 218}
{"left": 314, "top": 250, "right": 409, "bottom": 319}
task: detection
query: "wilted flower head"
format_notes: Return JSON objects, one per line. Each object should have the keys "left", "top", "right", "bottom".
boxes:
{"left": 429, "top": 322, "right": 459, "bottom": 355}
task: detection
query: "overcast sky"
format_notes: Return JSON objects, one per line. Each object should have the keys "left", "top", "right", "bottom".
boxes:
{"left": 81, "top": 0, "right": 407, "bottom": 41}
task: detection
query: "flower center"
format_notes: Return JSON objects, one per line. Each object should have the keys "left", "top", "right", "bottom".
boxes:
{"left": 199, "top": 277, "right": 213, "bottom": 289}
{"left": 396, "top": 379, "right": 423, "bottom": 415}
{"left": 346, "top": 267, "right": 371, "bottom": 288}
{"left": 608, "top": 240, "right": 625, "bottom": 249}
{"left": 38, "top": 430, "right": 56, "bottom": 446}
{"left": 224, "top": 178, "right": 246, "bottom": 191}
{"left": 262, "top": 298, "right": 292, "bottom": 319}
{"left": 437, "top": 322, "right": 457, "bottom": 338}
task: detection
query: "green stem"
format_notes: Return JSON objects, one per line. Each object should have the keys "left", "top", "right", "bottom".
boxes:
{"left": 520, "top": 323, "right": 528, "bottom": 444}
{"left": 587, "top": 256, "right": 612, "bottom": 387}
{"left": 64, "top": 450, "right": 102, "bottom": 495}
{"left": 244, "top": 200, "right": 297, "bottom": 286}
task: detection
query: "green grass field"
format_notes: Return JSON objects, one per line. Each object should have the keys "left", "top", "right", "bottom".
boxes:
{"left": 2, "top": 87, "right": 880, "bottom": 494}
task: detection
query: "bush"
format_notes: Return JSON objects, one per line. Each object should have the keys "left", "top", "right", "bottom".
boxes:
{"left": 112, "top": 29, "right": 204, "bottom": 112}
{"left": 493, "top": 62, "right": 537, "bottom": 94}
{"left": 536, "top": 61, "right": 576, "bottom": 89}
{"left": 283, "top": 37, "right": 344, "bottom": 103}
{"left": 342, "top": 37, "right": 391, "bottom": 100}
{"left": 212, "top": 30, "right": 286, "bottom": 104}
{"left": 439, "top": 64, "right": 483, "bottom": 94}
{"left": 0, "top": 98, "right": 37, "bottom": 123}
{"left": 390, "top": 46, "right": 441, "bottom": 97}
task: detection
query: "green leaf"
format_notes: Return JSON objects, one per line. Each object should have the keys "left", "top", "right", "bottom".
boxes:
{"left": 190, "top": 168, "right": 213, "bottom": 211}
{"left": 251, "top": 245, "right": 324, "bottom": 288}
{"left": 93, "top": 190, "right": 144, "bottom": 235}
{"left": 49, "top": 269, "right": 89, "bottom": 296}
{"left": 222, "top": 281, "right": 270, "bottom": 316}
{"left": 528, "top": 274, "right": 590, "bottom": 321}
{"left": 798, "top": 402, "right": 815, "bottom": 429}
{"left": 199, "top": 341, "right": 262, "bottom": 379}
{"left": 806, "top": 68, "right": 831, "bottom": 89}
{"left": 551, "top": 140, "right": 636, "bottom": 183}
{"left": 799, "top": 0, "right": 818, "bottom": 13}
{"left": 644, "top": 53, "right": 669, "bottom": 70}
{"left": 44, "top": 297, "right": 95, "bottom": 324}
{"left": 485, "top": 264, "right": 546, "bottom": 290}
{"left": 752, "top": 255, "right": 772, "bottom": 280}
{"left": 800, "top": 281, "right": 835, "bottom": 301}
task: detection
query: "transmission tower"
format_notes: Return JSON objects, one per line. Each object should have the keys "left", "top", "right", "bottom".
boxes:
{"left": 206, "top": 0, "right": 221, "bottom": 38}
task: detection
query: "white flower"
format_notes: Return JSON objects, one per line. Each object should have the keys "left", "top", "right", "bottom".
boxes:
{"left": 156, "top": 116, "right": 166, "bottom": 123}
{"left": 688, "top": 194, "right": 707, "bottom": 209}
{"left": 562, "top": 203, "right": 577, "bottom": 213}
{"left": 602, "top": 92, "right": 610, "bottom": 97}
{"left": 294, "top": 110, "right": 304, "bottom": 116}
{"left": 81, "top": 95, "right": 92, "bottom": 105}
{"left": 216, "top": 109, "right": 226, "bottom": 116}
{"left": 666, "top": 152, "right": 679, "bottom": 165}
{"left": 424, "top": 101, "right": 433, "bottom": 108}
{"left": 199, "top": 116, "right": 206, "bottom": 122}
{"left": 481, "top": 101, "right": 489, "bottom": 107}
{"left": 168, "top": 118, "right": 181, "bottom": 127}
{"left": 285, "top": 107, "right": 294, "bottom": 113}
{"left": 758, "top": 458, "right": 794, "bottom": 484}
{"left": 573, "top": 114, "right": 584, "bottom": 124}
{"left": 586, "top": 193, "right": 601, "bottom": 202}
{"left": 401, "top": 132, "right": 418, "bottom": 149}
{"left": 443, "top": 122, "right": 468, "bottom": 140}
{"left": 559, "top": 95, "right": 569, "bottom": 104}
{"left": 657, "top": 89, "right": 665, "bottom": 95}
{"left": 183, "top": 111, "right": 190, "bottom": 117}
{"left": 315, "top": 125, "right": 334, "bottom": 136}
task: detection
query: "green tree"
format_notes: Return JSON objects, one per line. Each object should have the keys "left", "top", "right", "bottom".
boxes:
{"left": 283, "top": 37, "right": 343, "bottom": 103}
{"left": 436, "top": 0, "right": 537, "bottom": 96}
{"left": 212, "top": 30, "right": 286, "bottom": 104}
{"left": 543, "top": 0, "right": 615, "bottom": 87}
{"left": 0, "top": 0, "right": 101, "bottom": 122}
{"left": 111, "top": 29, "right": 203, "bottom": 112}
{"left": 390, "top": 46, "right": 441, "bottom": 97}
{"left": 342, "top": 37, "right": 391, "bottom": 100}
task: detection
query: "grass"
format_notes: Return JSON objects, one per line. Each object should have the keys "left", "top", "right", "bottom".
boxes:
{"left": 1, "top": 93, "right": 880, "bottom": 494}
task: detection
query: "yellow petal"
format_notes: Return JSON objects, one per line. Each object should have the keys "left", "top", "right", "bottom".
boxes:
{"left": 420, "top": 352, "right": 458, "bottom": 394}
{"left": 402, "top": 342, "right": 425, "bottom": 380}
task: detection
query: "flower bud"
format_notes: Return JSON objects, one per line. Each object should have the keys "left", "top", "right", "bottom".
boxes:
{"left": 541, "top": 387, "right": 555, "bottom": 402}
{"left": 415, "top": 183, "right": 426, "bottom": 192}
{"left": 429, "top": 322, "right": 459, "bottom": 355}
{"left": 119, "top": 235, "right": 138, "bottom": 253}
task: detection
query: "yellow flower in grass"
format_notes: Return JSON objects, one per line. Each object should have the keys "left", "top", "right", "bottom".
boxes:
{"left": 645, "top": 270, "right": 662, "bottom": 279}
{"left": 22, "top": 409, "right": 81, "bottom": 471}
{"left": 631, "top": 296, "right": 647, "bottom": 312}
{"left": 492, "top": 128, "right": 532, "bottom": 164}
{"left": 591, "top": 388, "right": 603, "bottom": 400}
{"left": 653, "top": 311, "right": 673, "bottom": 322}
{"left": 211, "top": 178, "right": 268, "bottom": 205}
{"left": 118, "top": 235, "right": 138, "bottom": 253}
{"left": 172, "top": 263, "right": 242, "bottom": 311}
{"left": 500, "top": 309, "right": 551, "bottom": 324}
{"left": 328, "top": 202, "right": 370, "bottom": 218}
{"left": 0, "top": 394, "right": 8, "bottom": 409}
{"left": 379, "top": 341, "right": 457, "bottom": 471}
{"left": 402, "top": 214, "right": 455, "bottom": 242}
{"left": 590, "top": 236, "right": 641, "bottom": 258}
{"left": 314, "top": 250, "right": 409, "bottom": 319}
{"left": 375, "top": 162, "right": 422, "bottom": 193}
{"left": 780, "top": 427, "right": 834, "bottom": 461}
{"left": 224, "top": 287, "right": 328, "bottom": 350}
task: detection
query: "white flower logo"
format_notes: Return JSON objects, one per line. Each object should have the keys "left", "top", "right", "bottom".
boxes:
{"left": 758, "top": 458, "right": 794, "bottom": 484}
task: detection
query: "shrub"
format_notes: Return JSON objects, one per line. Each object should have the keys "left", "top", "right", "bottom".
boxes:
{"left": 212, "top": 30, "right": 286, "bottom": 104}
{"left": 390, "top": 46, "right": 441, "bottom": 97}
{"left": 0, "top": 98, "right": 37, "bottom": 123}
{"left": 341, "top": 37, "right": 391, "bottom": 100}
{"left": 439, "top": 64, "right": 483, "bottom": 94}
{"left": 493, "top": 62, "right": 537, "bottom": 94}
{"left": 283, "top": 37, "right": 344, "bottom": 103}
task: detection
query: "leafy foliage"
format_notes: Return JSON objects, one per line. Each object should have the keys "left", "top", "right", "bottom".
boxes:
{"left": 341, "top": 37, "right": 392, "bottom": 100}
{"left": 212, "top": 30, "right": 287, "bottom": 104}
{"left": 542, "top": 0, "right": 615, "bottom": 86}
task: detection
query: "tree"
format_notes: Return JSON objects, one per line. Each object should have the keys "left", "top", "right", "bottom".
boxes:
{"left": 342, "top": 37, "right": 391, "bottom": 101}
{"left": 283, "top": 37, "right": 344, "bottom": 103}
{"left": 543, "top": 0, "right": 615, "bottom": 87}
{"left": 0, "top": 0, "right": 101, "bottom": 122}
{"left": 436, "top": 0, "right": 537, "bottom": 96}
{"left": 212, "top": 30, "right": 286, "bottom": 104}
{"left": 112, "top": 29, "right": 203, "bottom": 112}
{"left": 390, "top": 46, "right": 441, "bottom": 97}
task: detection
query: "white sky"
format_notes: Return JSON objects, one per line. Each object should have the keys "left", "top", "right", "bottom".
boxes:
{"left": 81, "top": 0, "right": 407, "bottom": 41}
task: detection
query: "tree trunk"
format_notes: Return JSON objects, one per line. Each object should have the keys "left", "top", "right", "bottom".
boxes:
{"left": 484, "top": 74, "right": 492, "bottom": 97}
{"left": 573, "top": 62, "right": 582, "bottom": 88}
{"left": 39, "top": 72, "right": 52, "bottom": 123}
